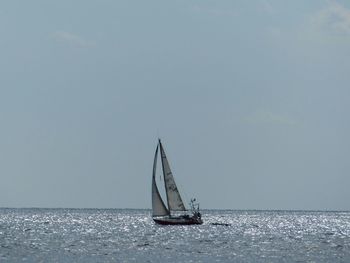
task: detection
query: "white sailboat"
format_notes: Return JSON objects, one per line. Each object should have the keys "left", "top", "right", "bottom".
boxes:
{"left": 152, "top": 139, "right": 203, "bottom": 225}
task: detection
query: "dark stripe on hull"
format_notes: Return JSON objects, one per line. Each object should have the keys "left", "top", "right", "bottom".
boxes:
{"left": 153, "top": 217, "right": 203, "bottom": 225}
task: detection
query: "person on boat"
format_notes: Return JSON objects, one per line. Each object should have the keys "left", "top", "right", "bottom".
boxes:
{"left": 190, "top": 198, "right": 201, "bottom": 218}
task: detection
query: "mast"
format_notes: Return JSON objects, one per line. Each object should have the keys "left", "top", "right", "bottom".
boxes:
{"left": 159, "top": 139, "right": 186, "bottom": 212}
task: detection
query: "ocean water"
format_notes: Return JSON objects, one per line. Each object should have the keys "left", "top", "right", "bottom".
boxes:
{"left": 0, "top": 209, "right": 349, "bottom": 262}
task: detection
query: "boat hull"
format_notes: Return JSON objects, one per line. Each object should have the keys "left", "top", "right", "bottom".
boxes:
{"left": 153, "top": 216, "right": 203, "bottom": 225}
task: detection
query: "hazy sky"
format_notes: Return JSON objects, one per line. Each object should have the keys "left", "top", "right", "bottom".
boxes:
{"left": 1, "top": 0, "right": 349, "bottom": 210}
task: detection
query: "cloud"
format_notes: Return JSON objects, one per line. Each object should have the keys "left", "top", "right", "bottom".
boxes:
{"left": 244, "top": 110, "right": 297, "bottom": 126}
{"left": 310, "top": 1, "right": 350, "bottom": 35}
{"left": 260, "top": 0, "right": 275, "bottom": 14}
{"left": 191, "top": 5, "right": 237, "bottom": 17}
{"left": 52, "top": 31, "right": 95, "bottom": 48}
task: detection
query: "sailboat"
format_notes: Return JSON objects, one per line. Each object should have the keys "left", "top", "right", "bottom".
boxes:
{"left": 152, "top": 139, "right": 203, "bottom": 225}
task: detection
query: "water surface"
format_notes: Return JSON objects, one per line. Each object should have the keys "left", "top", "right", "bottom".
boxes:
{"left": 0, "top": 209, "right": 349, "bottom": 262}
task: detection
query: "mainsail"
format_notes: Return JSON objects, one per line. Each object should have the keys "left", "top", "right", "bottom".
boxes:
{"left": 159, "top": 140, "right": 186, "bottom": 211}
{"left": 152, "top": 145, "right": 169, "bottom": 216}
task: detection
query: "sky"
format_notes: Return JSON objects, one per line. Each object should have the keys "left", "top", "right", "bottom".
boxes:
{"left": 0, "top": 0, "right": 349, "bottom": 210}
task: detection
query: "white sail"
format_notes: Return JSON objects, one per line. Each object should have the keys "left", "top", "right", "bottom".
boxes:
{"left": 159, "top": 141, "right": 186, "bottom": 211}
{"left": 152, "top": 144, "right": 169, "bottom": 217}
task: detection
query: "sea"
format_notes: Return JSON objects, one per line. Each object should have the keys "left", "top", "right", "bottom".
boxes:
{"left": 0, "top": 209, "right": 349, "bottom": 262}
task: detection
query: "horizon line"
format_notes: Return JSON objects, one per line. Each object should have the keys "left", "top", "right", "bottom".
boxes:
{"left": 0, "top": 207, "right": 349, "bottom": 213}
